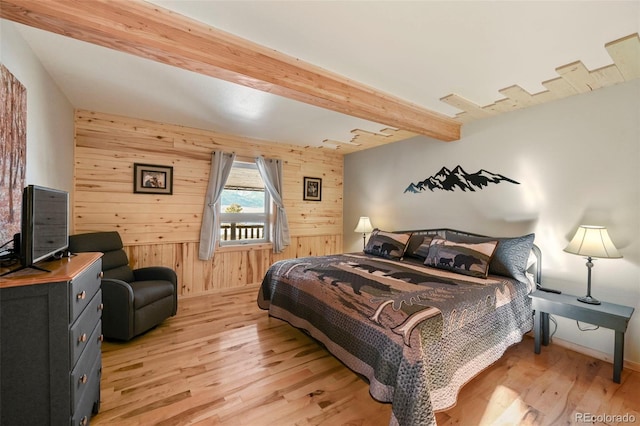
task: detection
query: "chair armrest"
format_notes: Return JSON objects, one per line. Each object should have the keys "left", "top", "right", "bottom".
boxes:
{"left": 101, "top": 278, "right": 135, "bottom": 340}
{"left": 133, "top": 266, "right": 177, "bottom": 285}
{"left": 133, "top": 266, "right": 179, "bottom": 316}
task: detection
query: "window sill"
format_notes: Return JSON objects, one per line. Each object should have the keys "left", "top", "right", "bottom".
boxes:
{"left": 216, "top": 242, "right": 273, "bottom": 253}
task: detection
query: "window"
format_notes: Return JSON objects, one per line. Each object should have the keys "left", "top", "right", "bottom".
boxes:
{"left": 219, "top": 160, "right": 270, "bottom": 245}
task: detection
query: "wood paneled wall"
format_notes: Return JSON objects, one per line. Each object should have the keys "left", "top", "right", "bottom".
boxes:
{"left": 73, "top": 110, "right": 343, "bottom": 296}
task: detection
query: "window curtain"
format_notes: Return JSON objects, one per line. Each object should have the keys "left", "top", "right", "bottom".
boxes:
{"left": 198, "top": 151, "right": 236, "bottom": 260}
{"left": 255, "top": 156, "right": 291, "bottom": 253}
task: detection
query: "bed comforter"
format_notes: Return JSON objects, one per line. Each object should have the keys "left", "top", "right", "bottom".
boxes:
{"left": 258, "top": 253, "right": 534, "bottom": 425}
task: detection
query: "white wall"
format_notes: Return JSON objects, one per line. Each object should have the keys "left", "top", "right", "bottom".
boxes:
{"left": 344, "top": 80, "right": 640, "bottom": 365}
{"left": 1, "top": 21, "right": 75, "bottom": 193}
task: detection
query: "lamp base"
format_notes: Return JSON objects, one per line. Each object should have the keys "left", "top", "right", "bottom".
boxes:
{"left": 577, "top": 295, "right": 601, "bottom": 305}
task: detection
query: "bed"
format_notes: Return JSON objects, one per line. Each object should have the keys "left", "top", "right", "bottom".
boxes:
{"left": 258, "top": 228, "right": 541, "bottom": 425}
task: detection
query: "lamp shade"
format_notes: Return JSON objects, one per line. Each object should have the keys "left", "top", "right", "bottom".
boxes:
{"left": 564, "top": 225, "right": 622, "bottom": 259}
{"left": 354, "top": 217, "right": 374, "bottom": 233}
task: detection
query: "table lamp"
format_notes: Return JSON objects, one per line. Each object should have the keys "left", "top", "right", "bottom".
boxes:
{"left": 563, "top": 225, "right": 622, "bottom": 305}
{"left": 354, "top": 217, "right": 374, "bottom": 249}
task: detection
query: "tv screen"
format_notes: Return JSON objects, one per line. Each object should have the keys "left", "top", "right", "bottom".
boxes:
{"left": 21, "top": 185, "right": 69, "bottom": 267}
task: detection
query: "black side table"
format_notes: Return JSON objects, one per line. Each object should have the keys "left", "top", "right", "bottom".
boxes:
{"left": 529, "top": 290, "right": 634, "bottom": 383}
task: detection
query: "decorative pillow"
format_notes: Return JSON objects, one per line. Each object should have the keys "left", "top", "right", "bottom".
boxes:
{"left": 424, "top": 236, "right": 499, "bottom": 278}
{"left": 404, "top": 234, "right": 434, "bottom": 260}
{"left": 364, "top": 229, "right": 411, "bottom": 260}
{"left": 445, "top": 231, "right": 535, "bottom": 282}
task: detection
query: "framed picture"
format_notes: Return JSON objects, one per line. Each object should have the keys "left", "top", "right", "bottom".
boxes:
{"left": 134, "top": 163, "right": 173, "bottom": 195}
{"left": 303, "top": 176, "right": 322, "bottom": 201}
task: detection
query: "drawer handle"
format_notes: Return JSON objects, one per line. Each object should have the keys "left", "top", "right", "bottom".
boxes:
{"left": 80, "top": 415, "right": 88, "bottom": 426}
{"left": 79, "top": 374, "right": 88, "bottom": 385}
{"left": 98, "top": 303, "right": 104, "bottom": 311}
{"left": 77, "top": 290, "right": 86, "bottom": 301}
{"left": 78, "top": 333, "right": 87, "bottom": 343}
{"left": 99, "top": 271, "right": 104, "bottom": 279}
{"left": 99, "top": 334, "right": 104, "bottom": 343}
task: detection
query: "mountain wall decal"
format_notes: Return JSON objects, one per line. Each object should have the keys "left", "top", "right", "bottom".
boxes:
{"left": 404, "top": 165, "right": 519, "bottom": 193}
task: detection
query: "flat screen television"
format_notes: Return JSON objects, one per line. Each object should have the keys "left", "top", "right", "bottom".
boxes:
{"left": 16, "top": 185, "right": 69, "bottom": 272}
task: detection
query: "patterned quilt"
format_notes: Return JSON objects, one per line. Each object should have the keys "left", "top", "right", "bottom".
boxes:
{"left": 258, "top": 253, "right": 534, "bottom": 425}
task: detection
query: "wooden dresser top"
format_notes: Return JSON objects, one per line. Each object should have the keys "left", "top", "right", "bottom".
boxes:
{"left": 0, "top": 252, "right": 102, "bottom": 289}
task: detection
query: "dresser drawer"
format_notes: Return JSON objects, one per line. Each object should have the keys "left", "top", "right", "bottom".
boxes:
{"left": 69, "top": 259, "right": 102, "bottom": 323}
{"left": 71, "top": 320, "right": 102, "bottom": 412}
{"left": 71, "top": 351, "right": 101, "bottom": 426}
{"left": 70, "top": 289, "right": 103, "bottom": 366}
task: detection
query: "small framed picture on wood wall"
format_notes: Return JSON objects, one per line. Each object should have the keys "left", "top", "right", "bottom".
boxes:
{"left": 134, "top": 163, "right": 173, "bottom": 195}
{"left": 303, "top": 177, "right": 322, "bottom": 201}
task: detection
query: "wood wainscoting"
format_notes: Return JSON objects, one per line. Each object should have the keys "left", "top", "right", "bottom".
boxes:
{"left": 122, "top": 235, "right": 342, "bottom": 297}
{"left": 74, "top": 110, "right": 344, "bottom": 296}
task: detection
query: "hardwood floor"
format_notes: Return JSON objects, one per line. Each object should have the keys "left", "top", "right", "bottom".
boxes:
{"left": 93, "top": 285, "right": 639, "bottom": 425}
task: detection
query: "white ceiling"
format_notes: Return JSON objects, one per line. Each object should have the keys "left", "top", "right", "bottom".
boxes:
{"left": 11, "top": 0, "right": 640, "bottom": 148}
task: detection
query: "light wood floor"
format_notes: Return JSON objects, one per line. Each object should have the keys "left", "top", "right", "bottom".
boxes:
{"left": 93, "top": 285, "right": 639, "bottom": 425}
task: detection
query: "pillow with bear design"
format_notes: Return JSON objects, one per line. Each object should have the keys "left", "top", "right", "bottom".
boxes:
{"left": 444, "top": 231, "right": 535, "bottom": 282}
{"left": 364, "top": 229, "right": 411, "bottom": 260}
{"left": 424, "top": 236, "right": 499, "bottom": 278}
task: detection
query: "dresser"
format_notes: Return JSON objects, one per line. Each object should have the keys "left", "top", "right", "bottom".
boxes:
{"left": 1, "top": 252, "right": 103, "bottom": 425}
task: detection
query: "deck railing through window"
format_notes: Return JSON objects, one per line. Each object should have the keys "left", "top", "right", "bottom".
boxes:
{"left": 220, "top": 223, "right": 265, "bottom": 241}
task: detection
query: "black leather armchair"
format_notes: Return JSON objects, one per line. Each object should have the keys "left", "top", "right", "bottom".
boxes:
{"left": 68, "top": 231, "right": 178, "bottom": 341}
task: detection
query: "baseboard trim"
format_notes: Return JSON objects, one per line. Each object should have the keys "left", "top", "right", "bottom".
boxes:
{"left": 179, "top": 283, "right": 262, "bottom": 299}
{"left": 550, "top": 336, "right": 640, "bottom": 374}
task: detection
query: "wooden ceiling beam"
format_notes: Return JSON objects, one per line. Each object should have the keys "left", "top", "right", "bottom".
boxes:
{"left": 0, "top": 0, "right": 461, "bottom": 142}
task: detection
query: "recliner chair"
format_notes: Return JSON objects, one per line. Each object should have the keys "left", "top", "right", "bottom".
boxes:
{"left": 68, "top": 231, "right": 178, "bottom": 341}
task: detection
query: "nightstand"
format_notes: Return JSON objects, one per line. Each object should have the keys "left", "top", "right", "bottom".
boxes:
{"left": 529, "top": 290, "right": 634, "bottom": 383}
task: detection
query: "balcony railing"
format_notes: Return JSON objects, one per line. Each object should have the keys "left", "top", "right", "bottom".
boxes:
{"left": 220, "top": 223, "right": 265, "bottom": 241}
